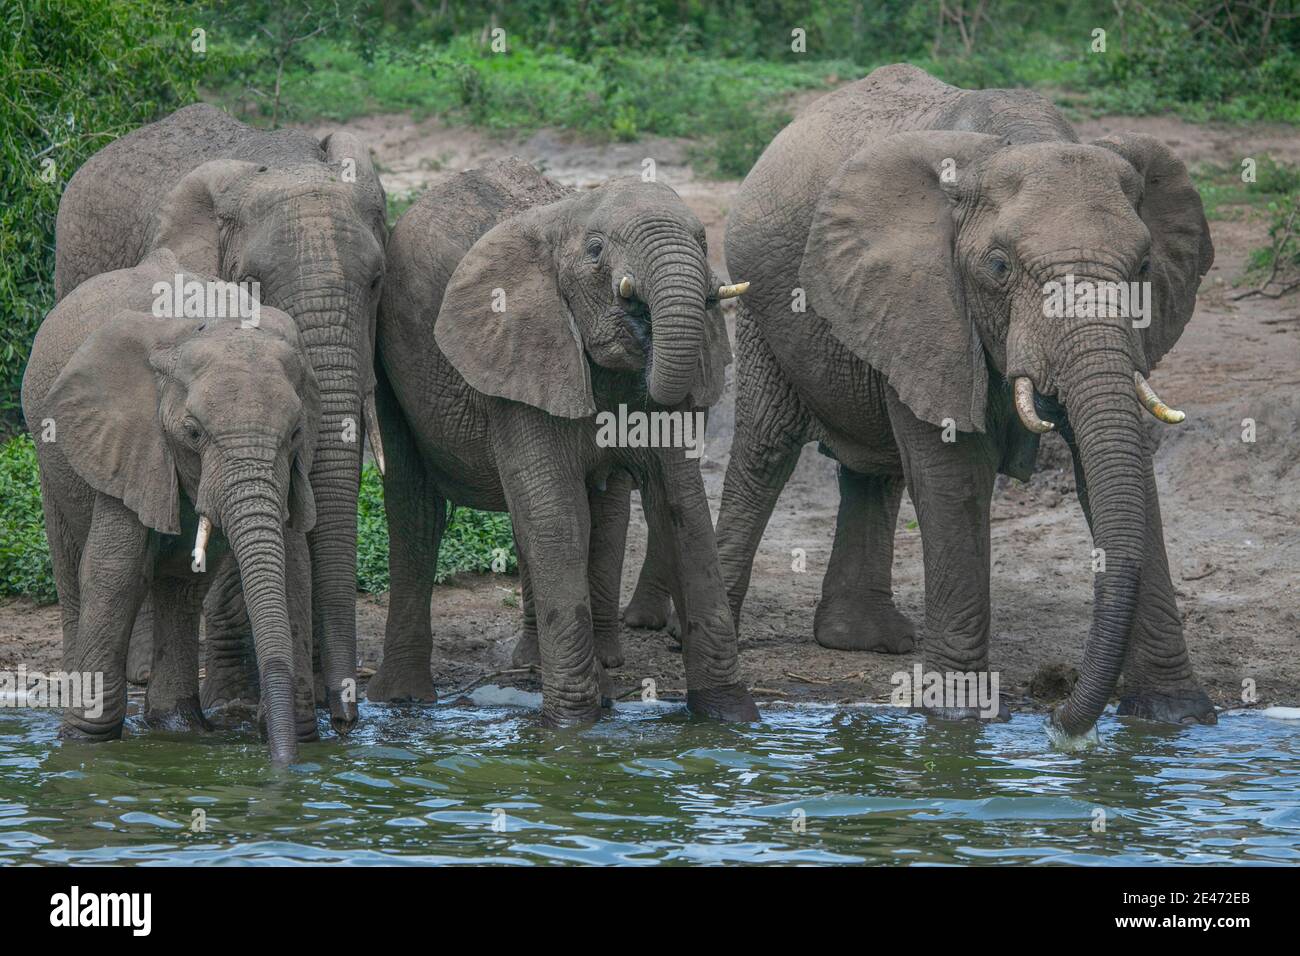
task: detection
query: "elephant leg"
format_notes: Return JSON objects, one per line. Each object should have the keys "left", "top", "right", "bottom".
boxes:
{"left": 814, "top": 467, "right": 915, "bottom": 653}
{"left": 494, "top": 419, "right": 602, "bottom": 726}
{"left": 62, "top": 493, "right": 153, "bottom": 741}
{"left": 144, "top": 576, "right": 209, "bottom": 732}
{"left": 622, "top": 509, "right": 673, "bottom": 630}
{"left": 366, "top": 403, "right": 444, "bottom": 704}
{"left": 125, "top": 596, "right": 154, "bottom": 685}
{"left": 286, "top": 529, "right": 319, "bottom": 741}
{"left": 1062, "top": 433, "right": 1215, "bottom": 724}
{"left": 643, "top": 450, "right": 759, "bottom": 723}
{"left": 715, "top": 313, "right": 809, "bottom": 626}
{"left": 587, "top": 472, "right": 632, "bottom": 669}
{"left": 887, "top": 388, "right": 1006, "bottom": 721}
{"left": 40, "top": 490, "right": 82, "bottom": 673}
{"left": 200, "top": 559, "right": 258, "bottom": 715}
{"left": 511, "top": 539, "right": 540, "bottom": 668}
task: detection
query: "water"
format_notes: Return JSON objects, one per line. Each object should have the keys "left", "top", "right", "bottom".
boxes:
{"left": 1, "top": 694, "right": 1297, "bottom": 865}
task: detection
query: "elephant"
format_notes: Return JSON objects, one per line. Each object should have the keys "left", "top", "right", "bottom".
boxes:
{"left": 54, "top": 103, "right": 388, "bottom": 733}
{"left": 369, "top": 157, "right": 758, "bottom": 726}
{"left": 715, "top": 64, "right": 1215, "bottom": 736}
{"left": 21, "top": 248, "right": 320, "bottom": 765}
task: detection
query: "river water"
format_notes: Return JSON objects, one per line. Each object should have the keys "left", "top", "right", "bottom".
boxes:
{"left": 1, "top": 693, "right": 1297, "bottom": 865}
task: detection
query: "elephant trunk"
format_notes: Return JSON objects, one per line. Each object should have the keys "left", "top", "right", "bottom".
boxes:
{"left": 1051, "top": 330, "right": 1148, "bottom": 738}
{"left": 223, "top": 476, "right": 298, "bottom": 765}
{"left": 281, "top": 289, "right": 365, "bottom": 735}
{"left": 638, "top": 228, "right": 708, "bottom": 407}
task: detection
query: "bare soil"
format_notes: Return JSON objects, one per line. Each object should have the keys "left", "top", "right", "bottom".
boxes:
{"left": 4, "top": 106, "right": 1297, "bottom": 716}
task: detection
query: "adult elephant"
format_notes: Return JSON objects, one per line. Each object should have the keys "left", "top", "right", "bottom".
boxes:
{"left": 54, "top": 104, "right": 387, "bottom": 732}
{"left": 369, "top": 158, "right": 757, "bottom": 726}
{"left": 23, "top": 249, "right": 319, "bottom": 765}
{"left": 718, "top": 64, "right": 1215, "bottom": 737}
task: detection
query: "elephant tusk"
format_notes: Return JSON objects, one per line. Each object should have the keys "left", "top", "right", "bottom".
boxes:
{"left": 618, "top": 275, "right": 635, "bottom": 299}
{"left": 193, "top": 515, "right": 212, "bottom": 570}
{"left": 1014, "top": 377, "right": 1055, "bottom": 433}
{"left": 364, "top": 392, "right": 386, "bottom": 477}
{"left": 1134, "top": 372, "right": 1185, "bottom": 424}
{"left": 716, "top": 281, "right": 749, "bottom": 299}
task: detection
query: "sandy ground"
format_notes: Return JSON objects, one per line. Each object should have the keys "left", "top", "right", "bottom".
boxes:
{"left": 3, "top": 104, "right": 1296, "bottom": 716}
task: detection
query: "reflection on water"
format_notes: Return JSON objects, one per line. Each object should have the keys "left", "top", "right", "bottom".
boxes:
{"left": 0, "top": 698, "right": 1296, "bottom": 865}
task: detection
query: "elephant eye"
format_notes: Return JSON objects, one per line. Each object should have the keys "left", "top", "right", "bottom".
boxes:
{"left": 1138, "top": 258, "right": 1151, "bottom": 277}
{"left": 183, "top": 418, "right": 202, "bottom": 444}
{"left": 987, "top": 253, "right": 1010, "bottom": 280}
{"left": 585, "top": 236, "right": 604, "bottom": 261}
{"left": 369, "top": 273, "right": 383, "bottom": 293}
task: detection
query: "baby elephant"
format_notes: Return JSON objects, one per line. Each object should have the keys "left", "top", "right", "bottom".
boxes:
{"left": 22, "top": 249, "right": 320, "bottom": 764}
{"left": 370, "top": 158, "right": 758, "bottom": 726}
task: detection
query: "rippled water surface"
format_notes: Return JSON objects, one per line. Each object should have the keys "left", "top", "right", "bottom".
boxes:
{"left": 1, "top": 698, "right": 1297, "bottom": 865}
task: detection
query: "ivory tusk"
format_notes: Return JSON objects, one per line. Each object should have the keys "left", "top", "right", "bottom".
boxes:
{"left": 193, "top": 515, "right": 212, "bottom": 569}
{"left": 618, "top": 275, "right": 635, "bottom": 299}
{"left": 364, "top": 392, "right": 386, "bottom": 476}
{"left": 1134, "top": 372, "right": 1185, "bottom": 424}
{"left": 1014, "top": 377, "right": 1055, "bottom": 433}
{"left": 716, "top": 281, "right": 749, "bottom": 299}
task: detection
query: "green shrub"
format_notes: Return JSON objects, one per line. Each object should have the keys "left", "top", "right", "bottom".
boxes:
{"left": 0, "top": 436, "right": 56, "bottom": 603}
{"left": 356, "top": 461, "right": 516, "bottom": 593}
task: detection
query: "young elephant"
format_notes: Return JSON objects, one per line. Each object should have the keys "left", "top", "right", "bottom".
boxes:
{"left": 370, "top": 159, "right": 757, "bottom": 726}
{"left": 55, "top": 103, "right": 387, "bottom": 732}
{"left": 22, "top": 249, "right": 320, "bottom": 764}
{"left": 719, "top": 64, "right": 1215, "bottom": 736}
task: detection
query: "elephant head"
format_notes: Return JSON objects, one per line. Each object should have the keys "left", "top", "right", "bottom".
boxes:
{"left": 800, "top": 131, "right": 1213, "bottom": 737}
{"left": 45, "top": 300, "right": 319, "bottom": 764}
{"left": 149, "top": 137, "right": 386, "bottom": 731}
{"left": 434, "top": 179, "right": 735, "bottom": 418}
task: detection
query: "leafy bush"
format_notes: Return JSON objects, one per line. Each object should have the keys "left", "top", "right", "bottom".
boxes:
{"left": 0, "top": 0, "right": 219, "bottom": 431}
{"left": 0, "top": 436, "right": 56, "bottom": 603}
{"left": 356, "top": 462, "right": 516, "bottom": 593}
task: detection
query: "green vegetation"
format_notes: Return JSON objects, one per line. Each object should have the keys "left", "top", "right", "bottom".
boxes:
{"left": 0, "top": 436, "right": 55, "bottom": 603}
{"left": 0, "top": 448, "right": 518, "bottom": 604}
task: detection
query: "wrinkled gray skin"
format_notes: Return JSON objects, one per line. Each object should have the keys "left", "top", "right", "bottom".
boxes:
{"left": 54, "top": 104, "right": 387, "bottom": 734}
{"left": 23, "top": 249, "right": 320, "bottom": 765}
{"left": 371, "top": 159, "right": 757, "bottom": 726}
{"left": 717, "top": 65, "right": 1215, "bottom": 736}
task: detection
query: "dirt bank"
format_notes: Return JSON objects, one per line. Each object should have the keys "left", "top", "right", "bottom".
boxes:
{"left": 3, "top": 106, "right": 1296, "bottom": 718}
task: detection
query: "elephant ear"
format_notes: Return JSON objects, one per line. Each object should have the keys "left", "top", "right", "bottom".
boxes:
{"left": 435, "top": 211, "right": 594, "bottom": 419}
{"left": 44, "top": 311, "right": 192, "bottom": 535}
{"left": 801, "top": 131, "right": 1004, "bottom": 433}
{"left": 322, "top": 131, "right": 388, "bottom": 245}
{"left": 687, "top": 298, "right": 733, "bottom": 408}
{"left": 152, "top": 159, "right": 261, "bottom": 277}
{"left": 1092, "top": 133, "right": 1214, "bottom": 370}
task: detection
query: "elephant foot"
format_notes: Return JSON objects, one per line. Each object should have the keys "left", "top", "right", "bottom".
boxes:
{"left": 1118, "top": 687, "right": 1217, "bottom": 726}
{"left": 622, "top": 592, "right": 670, "bottom": 630}
{"left": 687, "top": 684, "right": 760, "bottom": 723}
{"left": 814, "top": 594, "right": 915, "bottom": 654}
{"left": 594, "top": 629, "right": 625, "bottom": 669}
{"left": 200, "top": 667, "right": 259, "bottom": 715}
{"left": 144, "top": 695, "right": 212, "bottom": 732}
{"left": 365, "top": 660, "right": 437, "bottom": 705}
{"left": 511, "top": 630, "right": 541, "bottom": 669}
{"left": 540, "top": 701, "right": 604, "bottom": 729}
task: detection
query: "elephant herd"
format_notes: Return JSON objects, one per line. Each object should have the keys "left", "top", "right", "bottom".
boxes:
{"left": 23, "top": 64, "right": 1217, "bottom": 765}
